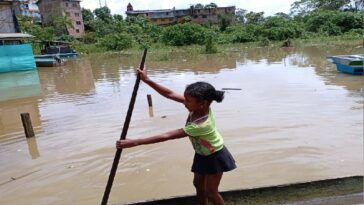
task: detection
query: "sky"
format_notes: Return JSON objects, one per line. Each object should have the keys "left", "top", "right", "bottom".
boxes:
{"left": 80, "top": 0, "right": 298, "bottom": 17}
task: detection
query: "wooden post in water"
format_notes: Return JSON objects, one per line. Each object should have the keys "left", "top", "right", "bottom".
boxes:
{"left": 147, "top": 94, "right": 154, "bottom": 117}
{"left": 147, "top": 94, "right": 153, "bottom": 107}
{"left": 20, "top": 113, "right": 35, "bottom": 138}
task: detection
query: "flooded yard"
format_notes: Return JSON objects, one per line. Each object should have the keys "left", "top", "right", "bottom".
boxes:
{"left": 0, "top": 43, "right": 363, "bottom": 205}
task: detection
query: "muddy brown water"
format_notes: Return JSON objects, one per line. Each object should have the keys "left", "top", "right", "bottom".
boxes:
{"left": 0, "top": 43, "right": 363, "bottom": 205}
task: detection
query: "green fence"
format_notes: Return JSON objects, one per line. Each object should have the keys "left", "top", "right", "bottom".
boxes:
{"left": 0, "top": 44, "right": 36, "bottom": 73}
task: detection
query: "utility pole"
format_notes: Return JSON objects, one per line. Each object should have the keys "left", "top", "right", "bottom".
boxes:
{"left": 99, "top": 0, "right": 102, "bottom": 7}
{"left": 105, "top": 0, "right": 108, "bottom": 7}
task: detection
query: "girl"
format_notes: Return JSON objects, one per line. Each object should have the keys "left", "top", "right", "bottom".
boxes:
{"left": 116, "top": 66, "right": 236, "bottom": 205}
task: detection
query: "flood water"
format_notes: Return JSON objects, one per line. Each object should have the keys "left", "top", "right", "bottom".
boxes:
{"left": 0, "top": 43, "right": 363, "bottom": 205}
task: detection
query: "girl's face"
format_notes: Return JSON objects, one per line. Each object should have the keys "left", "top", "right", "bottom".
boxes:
{"left": 184, "top": 92, "right": 204, "bottom": 112}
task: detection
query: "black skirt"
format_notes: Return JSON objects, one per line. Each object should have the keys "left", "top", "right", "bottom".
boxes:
{"left": 191, "top": 146, "right": 236, "bottom": 175}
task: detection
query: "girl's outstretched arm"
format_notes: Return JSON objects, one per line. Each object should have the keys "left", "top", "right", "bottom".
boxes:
{"left": 116, "top": 129, "right": 187, "bottom": 149}
{"left": 138, "top": 66, "right": 185, "bottom": 103}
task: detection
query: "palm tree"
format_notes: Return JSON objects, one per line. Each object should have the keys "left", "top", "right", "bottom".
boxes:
{"left": 205, "top": 3, "right": 218, "bottom": 9}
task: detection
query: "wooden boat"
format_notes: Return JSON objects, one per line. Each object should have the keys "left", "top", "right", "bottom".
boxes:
{"left": 119, "top": 176, "right": 363, "bottom": 205}
{"left": 0, "top": 33, "right": 36, "bottom": 73}
{"left": 327, "top": 55, "right": 363, "bottom": 75}
{"left": 34, "top": 55, "right": 65, "bottom": 67}
{"left": 39, "top": 41, "right": 79, "bottom": 60}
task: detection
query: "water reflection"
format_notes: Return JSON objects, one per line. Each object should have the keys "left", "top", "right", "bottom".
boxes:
{"left": 0, "top": 70, "right": 41, "bottom": 101}
{"left": 26, "top": 137, "right": 40, "bottom": 159}
{"left": 38, "top": 59, "right": 95, "bottom": 97}
{"left": 0, "top": 70, "right": 42, "bottom": 143}
{"left": 148, "top": 107, "right": 154, "bottom": 118}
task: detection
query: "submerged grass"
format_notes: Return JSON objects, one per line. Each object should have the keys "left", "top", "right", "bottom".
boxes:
{"left": 72, "top": 36, "right": 363, "bottom": 58}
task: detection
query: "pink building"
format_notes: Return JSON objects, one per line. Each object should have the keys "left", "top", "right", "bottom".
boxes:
{"left": 37, "top": 0, "right": 84, "bottom": 37}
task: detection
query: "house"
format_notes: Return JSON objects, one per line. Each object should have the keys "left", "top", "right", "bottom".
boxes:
{"left": 0, "top": 0, "right": 21, "bottom": 33}
{"left": 190, "top": 6, "right": 235, "bottom": 24}
{"left": 37, "top": 0, "right": 84, "bottom": 37}
{"left": 18, "top": 0, "right": 41, "bottom": 22}
{"left": 125, "top": 3, "right": 235, "bottom": 26}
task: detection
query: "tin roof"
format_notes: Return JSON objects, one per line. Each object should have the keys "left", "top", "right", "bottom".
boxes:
{"left": 0, "top": 33, "right": 34, "bottom": 39}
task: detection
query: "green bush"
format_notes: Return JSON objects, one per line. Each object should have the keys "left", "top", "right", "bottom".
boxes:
{"left": 305, "top": 11, "right": 363, "bottom": 36}
{"left": 100, "top": 33, "right": 133, "bottom": 51}
{"left": 223, "top": 25, "right": 257, "bottom": 43}
{"left": 260, "top": 16, "right": 304, "bottom": 40}
{"left": 205, "top": 30, "right": 218, "bottom": 53}
{"left": 162, "top": 23, "right": 208, "bottom": 46}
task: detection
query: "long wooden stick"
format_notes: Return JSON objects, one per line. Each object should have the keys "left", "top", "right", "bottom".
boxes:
{"left": 101, "top": 48, "right": 148, "bottom": 205}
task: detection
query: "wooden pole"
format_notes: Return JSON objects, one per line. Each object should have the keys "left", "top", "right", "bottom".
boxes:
{"left": 147, "top": 94, "right": 153, "bottom": 107}
{"left": 101, "top": 48, "right": 147, "bottom": 205}
{"left": 20, "top": 113, "right": 35, "bottom": 138}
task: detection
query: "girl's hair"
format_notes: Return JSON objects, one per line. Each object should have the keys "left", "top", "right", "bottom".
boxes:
{"left": 185, "top": 82, "right": 224, "bottom": 103}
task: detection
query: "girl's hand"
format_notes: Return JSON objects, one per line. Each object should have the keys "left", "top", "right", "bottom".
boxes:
{"left": 116, "top": 139, "right": 137, "bottom": 149}
{"left": 137, "top": 65, "right": 149, "bottom": 82}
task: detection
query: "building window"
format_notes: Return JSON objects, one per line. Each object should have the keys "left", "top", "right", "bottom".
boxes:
{"left": 76, "top": 29, "right": 80, "bottom": 33}
{"left": 166, "top": 12, "right": 169, "bottom": 15}
{"left": 74, "top": 12, "right": 80, "bottom": 17}
{"left": 76, "top": 21, "right": 81, "bottom": 25}
{"left": 202, "top": 15, "right": 207, "bottom": 18}
{"left": 66, "top": 12, "right": 70, "bottom": 16}
{"left": 72, "top": 3, "right": 77, "bottom": 7}
{"left": 65, "top": 2, "right": 68, "bottom": 7}
{"left": 194, "top": 15, "right": 198, "bottom": 18}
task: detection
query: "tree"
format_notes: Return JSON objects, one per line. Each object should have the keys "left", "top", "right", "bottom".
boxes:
{"left": 205, "top": 3, "right": 218, "bottom": 8}
{"left": 352, "top": 0, "right": 364, "bottom": 11}
{"left": 245, "top": 11, "right": 265, "bottom": 24}
{"left": 194, "top": 3, "right": 204, "bottom": 9}
{"left": 218, "top": 14, "right": 233, "bottom": 31}
{"left": 275, "top": 12, "right": 291, "bottom": 19}
{"left": 17, "top": 16, "right": 55, "bottom": 41}
{"left": 94, "top": 6, "right": 112, "bottom": 22}
{"left": 290, "top": 0, "right": 353, "bottom": 15}
{"left": 235, "top": 8, "right": 247, "bottom": 24}
{"left": 82, "top": 8, "right": 94, "bottom": 22}
{"left": 50, "top": 16, "right": 73, "bottom": 35}
{"left": 82, "top": 8, "right": 95, "bottom": 32}
{"left": 113, "top": 14, "right": 123, "bottom": 22}
{"left": 316, "top": 0, "right": 351, "bottom": 10}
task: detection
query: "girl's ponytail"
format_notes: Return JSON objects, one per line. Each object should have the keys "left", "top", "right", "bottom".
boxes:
{"left": 214, "top": 90, "right": 224, "bottom": 103}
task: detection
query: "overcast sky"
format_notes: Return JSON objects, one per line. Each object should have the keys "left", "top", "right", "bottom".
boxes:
{"left": 80, "top": 0, "right": 297, "bottom": 17}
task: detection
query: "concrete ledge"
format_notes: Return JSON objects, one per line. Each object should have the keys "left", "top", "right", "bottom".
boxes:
{"left": 282, "top": 192, "right": 363, "bottom": 205}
